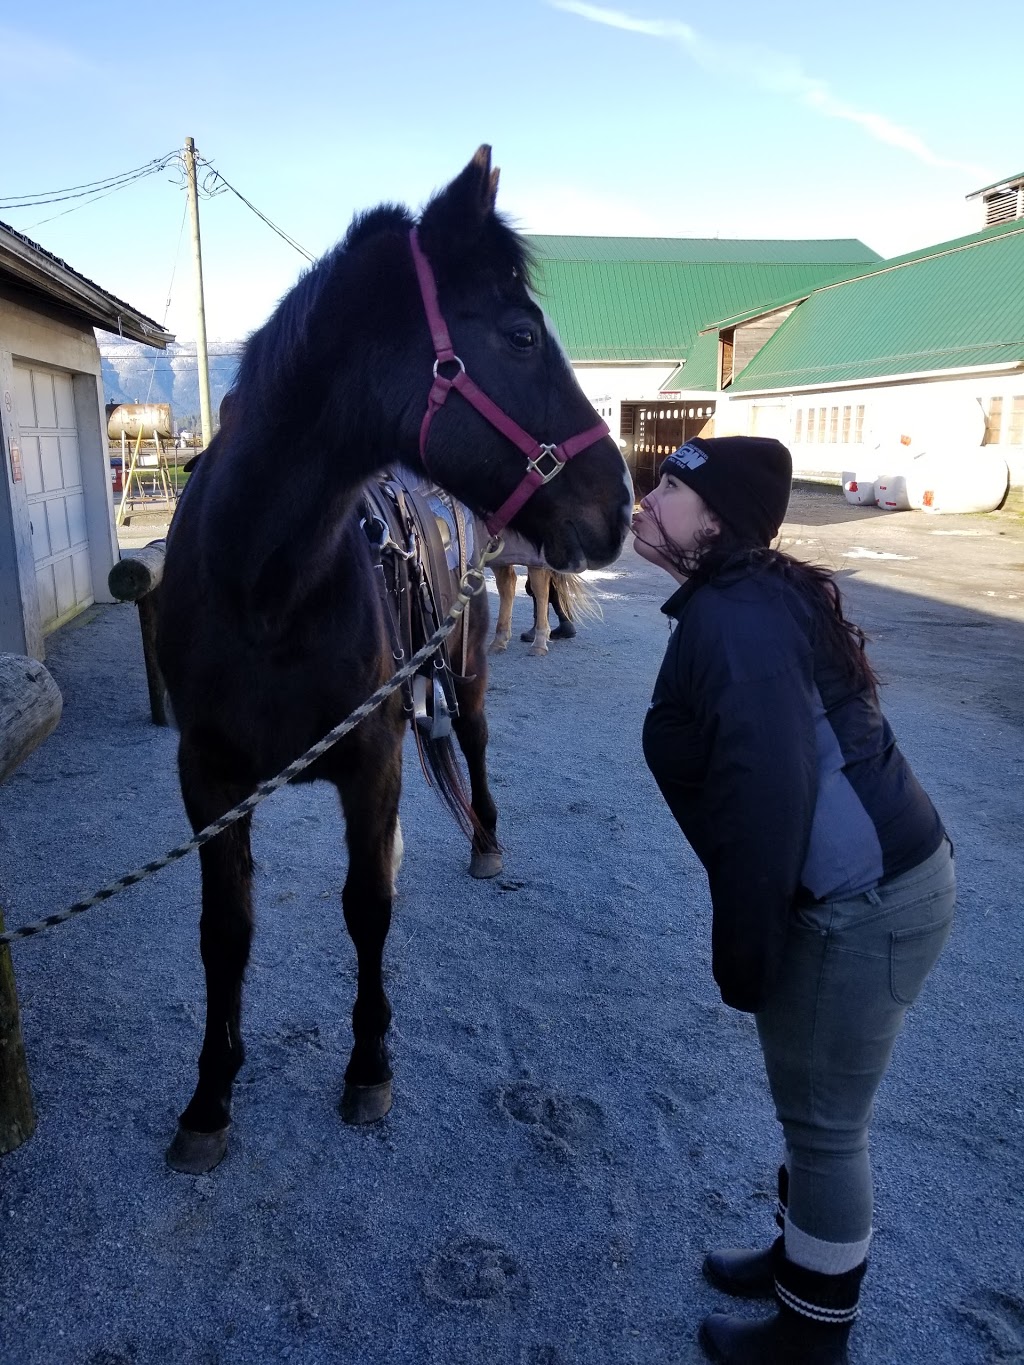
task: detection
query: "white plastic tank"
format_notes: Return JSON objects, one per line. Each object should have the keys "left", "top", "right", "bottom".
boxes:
{"left": 916, "top": 451, "right": 1009, "bottom": 514}
{"left": 841, "top": 471, "right": 878, "bottom": 506}
{"left": 874, "top": 474, "right": 920, "bottom": 511}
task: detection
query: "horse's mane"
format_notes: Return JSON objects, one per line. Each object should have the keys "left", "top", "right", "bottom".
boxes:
{"left": 224, "top": 196, "right": 536, "bottom": 440}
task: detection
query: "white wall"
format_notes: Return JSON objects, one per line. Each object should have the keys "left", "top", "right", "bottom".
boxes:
{"left": 0, "top": 290, "right": 118, "bottom": 659}
{"left": 718, "top": 372, "right": 1024, "bottom": 490}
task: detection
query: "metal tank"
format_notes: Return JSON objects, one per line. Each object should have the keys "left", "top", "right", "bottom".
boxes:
{"left": 106, "top": 403, "right": 174, "bottom": 441}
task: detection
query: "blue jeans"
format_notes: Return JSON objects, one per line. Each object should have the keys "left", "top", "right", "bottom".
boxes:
{"left": 755, "top": 839, "right": 956, "bottom": 1269}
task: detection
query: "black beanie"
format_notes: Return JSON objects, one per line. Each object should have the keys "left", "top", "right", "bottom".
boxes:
{"left": 659, "top": 436, "right": 792, "bottom": 547}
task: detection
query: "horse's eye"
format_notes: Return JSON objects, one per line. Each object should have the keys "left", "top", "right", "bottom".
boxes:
{"left": 509, "top": 327, "right": 536, "bottom": 351}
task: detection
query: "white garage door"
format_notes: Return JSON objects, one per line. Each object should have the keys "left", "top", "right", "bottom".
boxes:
{"left": 13, "top": 363, "right": 93, "bottom": 630}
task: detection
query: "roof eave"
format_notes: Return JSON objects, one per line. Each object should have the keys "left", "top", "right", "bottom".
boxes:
{"left": 0, "top": 234, "right": 172, "bottom": 348}
{"left": 965, "top": 171, "right": 1024, "bottom": 200}
{"left": 730, "top": 359, "right": 1024, "bottom": 396}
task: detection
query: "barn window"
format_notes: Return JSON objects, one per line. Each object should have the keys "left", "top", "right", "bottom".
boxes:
{"left": 818, "top": 409, "right": 827, "bottom": 443}
{"left": 1009, "top": 396, "right": 1024, "bottom": 445}
{"left": 984, "top": 397, "right": 1003, "bottom": 444}
{"left": 842, "top": 406, "right": 852, "bottom": 442}
{"left": 794, "top": 409, "right": 803, "bottom": 442}
{"left": 855, "top": 406, "right": 865, "bottom": 442}
{"left": 829, "top": 407, "right": 839, "bottom": 442}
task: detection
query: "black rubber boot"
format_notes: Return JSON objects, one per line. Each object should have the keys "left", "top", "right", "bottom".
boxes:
{"left": 702, "top": 1167, "right": 788, "bottom": 1298}
{"left": 703, "top": 1237, "right": 781, "bottom": 1299}
{"left": 700, "top": 1258, "right": 865, "bottom": 1365}
{"left": 549, "top": 580, "right": 576, "bottom": 640}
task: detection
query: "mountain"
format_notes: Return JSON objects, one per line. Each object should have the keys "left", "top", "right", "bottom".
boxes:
{"left": 97, "top": 334, "right": 243, "bottom": 433}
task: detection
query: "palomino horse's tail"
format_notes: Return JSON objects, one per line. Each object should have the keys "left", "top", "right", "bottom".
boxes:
{"left": 550, "top": 572, "right": 603, "bottom": 625}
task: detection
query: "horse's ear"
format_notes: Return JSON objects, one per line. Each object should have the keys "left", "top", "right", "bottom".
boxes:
{"left": 419, "top": 145, "right": 500, "bottom": 251}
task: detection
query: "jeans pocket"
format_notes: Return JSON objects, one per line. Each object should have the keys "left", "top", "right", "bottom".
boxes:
{"left": 890, "top": 914, "right": 954, "bottom": 1006}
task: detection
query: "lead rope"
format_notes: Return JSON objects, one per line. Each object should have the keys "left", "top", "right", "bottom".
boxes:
{"left": 0, "top": 536, "right": 505, "bottom": 949}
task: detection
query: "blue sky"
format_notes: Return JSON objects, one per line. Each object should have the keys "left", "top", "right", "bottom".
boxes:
{"left": 2, "top": 0, "right": 1021, "bottom": 343}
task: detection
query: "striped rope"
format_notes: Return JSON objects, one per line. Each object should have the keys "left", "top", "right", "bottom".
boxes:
{"left": 0, "top": 539, "right": 504, "bottom": 950}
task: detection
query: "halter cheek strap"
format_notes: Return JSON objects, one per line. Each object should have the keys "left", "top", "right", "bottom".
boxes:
{"left": 409, "top": 227, "right": 609, "bottom": 537}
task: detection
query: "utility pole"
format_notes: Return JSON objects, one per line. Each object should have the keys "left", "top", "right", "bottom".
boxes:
{"left": 183, "top": 137, "right": 214, "bottom": 450}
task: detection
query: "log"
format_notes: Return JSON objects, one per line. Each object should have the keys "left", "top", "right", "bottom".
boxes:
{"left": 0, "top": 654, "right": 63, "bottom": 786}
{"left": 107, "top": 539, "right": 166, "bottom": 602}
{"left": 0, "top": 904, "right": 35, "bottom": 1155}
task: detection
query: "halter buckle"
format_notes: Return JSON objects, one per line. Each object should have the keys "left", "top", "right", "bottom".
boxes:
{"left": 526, "top": 444, "right": 565, "bottom": 484}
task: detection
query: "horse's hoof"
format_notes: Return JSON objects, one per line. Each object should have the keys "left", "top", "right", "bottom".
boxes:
{"left": 488, "top": 639, "right": 509, "bottom": 655}
{"left": 165, "top": 1124, "right": 229, "bottom": 1174}
{"left": 469, "top": 848, "right": 503, "bottom": 879}
{"left": 528, "top": 643, "right": 549, "bottom": 658}
{"left": 339, "top": 1079, "right": 393, "bottom": 1125}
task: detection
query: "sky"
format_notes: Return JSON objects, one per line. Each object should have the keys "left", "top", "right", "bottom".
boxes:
{"left": 2, "top": 0, "right": 1021, "bottom": 344}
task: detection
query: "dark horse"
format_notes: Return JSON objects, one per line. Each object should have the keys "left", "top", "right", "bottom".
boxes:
{"left": 156, "top": 148, "right": 632, "bottom": 1173}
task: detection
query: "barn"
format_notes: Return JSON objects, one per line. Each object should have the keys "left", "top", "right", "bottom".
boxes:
{"left": 526, "top": 234, "right": 881, "bottom": 495}
{"left": 0, "top": 221, "right": 172, "bottom": 660}
{"left": 696, "top": 178, "right": 1024, "bottom": 502}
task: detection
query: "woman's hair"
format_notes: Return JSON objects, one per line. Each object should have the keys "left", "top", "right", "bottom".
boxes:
{"left": 644, "top": 505, "right": 879, "bottom": 697}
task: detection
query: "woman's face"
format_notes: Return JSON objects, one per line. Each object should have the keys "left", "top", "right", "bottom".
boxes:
{"left": 631, "top": 473, "right": 720, "bottom": 581}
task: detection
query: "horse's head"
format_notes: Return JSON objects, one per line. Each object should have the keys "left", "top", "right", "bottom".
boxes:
{"left": 402, "top": 147, "right": 632, "bottom": 572}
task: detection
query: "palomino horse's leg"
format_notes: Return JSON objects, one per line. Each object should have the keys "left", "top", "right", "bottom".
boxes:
{"left": 488, "top": 564, "right": 517, "bottom": 653}
{"left": 525, "top": 567, "right": 552, "bottom": 657}
{"left": 453, "top": 671, "right": 502, "bottom": 879}
{"left": 167, "top": 739, "right": 254, "bottom": 1174}
{"left": 336, "top": 735, "right": 403, "bottom": 1125}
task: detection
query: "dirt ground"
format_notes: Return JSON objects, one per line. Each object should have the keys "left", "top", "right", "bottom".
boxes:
{"left": 0, "top": 485, "right": 1022, "bottom": 1364}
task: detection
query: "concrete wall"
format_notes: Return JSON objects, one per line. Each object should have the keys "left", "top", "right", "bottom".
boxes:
{"left": 0, "top": 286, "right": 118, "bottom": 659}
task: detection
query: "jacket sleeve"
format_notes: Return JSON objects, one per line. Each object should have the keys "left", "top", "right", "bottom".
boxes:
{"left": 681, "top": 593, "right": 819, "bottom": 1012}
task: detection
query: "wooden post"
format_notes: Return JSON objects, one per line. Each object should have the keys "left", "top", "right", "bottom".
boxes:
{"left": 107, "top": 540, "right": 169, "bottom": 726}
{"left": 0, "top": 903, "right": 36, "bottom": 1154}
{"left": 0, "top": 653, "right": 61, "bottom": 1156}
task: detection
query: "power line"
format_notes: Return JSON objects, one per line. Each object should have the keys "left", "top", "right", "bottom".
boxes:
{"left": 1, "top": 152, "right": 180, "bottom": 209}
{"left": 196, "top": 158, "right": 316, "bottom": 262}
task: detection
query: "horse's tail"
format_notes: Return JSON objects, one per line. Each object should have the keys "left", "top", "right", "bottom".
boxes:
{"left": 550, "top": 572, "right": 603, "bottom": 625}
{"left": 419, "top": 729, "right": 483, "bottom": 844}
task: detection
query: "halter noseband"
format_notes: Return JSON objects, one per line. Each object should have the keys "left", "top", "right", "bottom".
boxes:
{"left": 409, "top": 227, "right": 609, "bottom": 537}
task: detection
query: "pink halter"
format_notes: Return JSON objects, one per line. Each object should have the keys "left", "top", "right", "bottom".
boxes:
{"left": 409, "top": 227, "right": 609, "bottom": 537}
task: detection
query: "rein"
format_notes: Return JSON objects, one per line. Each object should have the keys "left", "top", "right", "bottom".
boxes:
{"left": 408, "top": 227, "right": 609, "bottom": 537}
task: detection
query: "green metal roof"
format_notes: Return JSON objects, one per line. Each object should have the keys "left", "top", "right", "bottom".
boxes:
{"left": 661, "top": 330, "right": 721, "bottom": 392}
{"left": 729, "top": 219, "right": 1024, "bottom": 392}
{"left": 524, "top": 235, "right": 880, "bottom": 366}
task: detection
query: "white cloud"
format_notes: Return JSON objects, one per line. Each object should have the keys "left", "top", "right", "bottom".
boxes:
{"left": 550, "top": 2, "right": 989, "bottom": 178}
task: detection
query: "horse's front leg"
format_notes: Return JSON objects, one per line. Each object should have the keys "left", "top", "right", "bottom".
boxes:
{"left": 526, "top": 567, "right": 552, "bottom": 656}
{"left": 488, "top": 564, "right": 516, "bottom": 653}
{"left": 166, "top": 738, "right": 254, "bottom": 1175}
{"left": 336, "top": 728, "right": 403, "bottom": 1124}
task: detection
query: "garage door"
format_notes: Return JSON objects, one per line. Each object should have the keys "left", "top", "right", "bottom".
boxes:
{"left": 13, "top": 363, "right": 93, "bottom": 630}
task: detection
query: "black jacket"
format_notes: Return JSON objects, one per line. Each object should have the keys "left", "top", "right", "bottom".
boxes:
{"left": 642, "top": 560, "right": 944, "bottom": 1013}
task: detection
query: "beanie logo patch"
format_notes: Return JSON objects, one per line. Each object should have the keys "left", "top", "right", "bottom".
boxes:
{"left": 666, "top": 443, "right": 708, "bottom": 471}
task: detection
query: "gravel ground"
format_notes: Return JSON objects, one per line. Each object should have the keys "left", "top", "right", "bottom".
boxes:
{"left": 1, "top": 486, "right": 1022, "bottom": 1365}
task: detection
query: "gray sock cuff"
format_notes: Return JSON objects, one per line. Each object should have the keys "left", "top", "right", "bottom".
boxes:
{"left": 784, "top": 1215, "right": 872, "bottom": 1276}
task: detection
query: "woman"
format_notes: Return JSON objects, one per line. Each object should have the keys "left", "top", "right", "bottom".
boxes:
{"left": 632, "top": 436, "right": 955, "bottom": 1365}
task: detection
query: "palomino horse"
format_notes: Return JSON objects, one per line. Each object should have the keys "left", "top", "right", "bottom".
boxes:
{"left": 156, "top": 147, "right": 632, "bottom": 1173}
{"left": 486, "top": 530, "right": 599, "bottom": 657}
